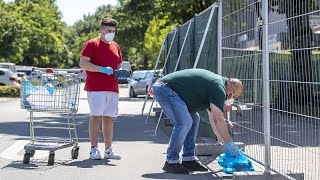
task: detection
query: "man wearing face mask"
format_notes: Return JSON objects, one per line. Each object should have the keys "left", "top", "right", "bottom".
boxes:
{"left": 152, "top": 68, "right": 243, "bottom": 174}
{"left": 79, "top": 17, "right": 122, "bottom": 160}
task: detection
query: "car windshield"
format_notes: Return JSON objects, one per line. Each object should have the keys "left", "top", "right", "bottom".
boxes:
{"left": 6, "top": 69, "right": 15, "bottom": 76}
{"left": 0, "top": 65, "right": 9, "bottom": 69}
{"left": 132, "top": 71, "right": 148, "bottom": 80}
{"left": 145, "top": 72, "right": 154, "bottom": 79}
{"left": 0, "top": 64, "right": 16, "bottom": 73}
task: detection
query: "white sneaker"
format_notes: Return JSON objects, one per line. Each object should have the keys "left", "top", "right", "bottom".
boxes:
{"left": 90, "top": 147, "right": 102, "bottom": 160}
{"left": 104, "top": 147, "right": 121, "bottom": 160}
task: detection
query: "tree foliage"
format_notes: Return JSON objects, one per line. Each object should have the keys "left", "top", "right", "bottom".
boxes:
{"left": 0, "top": 0, "right": 218, "bottom": 68}
{"left": 0, "top": 0, "right": 74, "bottom": 68}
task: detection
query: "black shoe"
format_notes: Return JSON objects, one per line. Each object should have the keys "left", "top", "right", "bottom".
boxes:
{"left": 181, "top": 160, "right": 208, "bottom": 172}
{"left": 162, "top": 162, "right": 189, "bottom": 174}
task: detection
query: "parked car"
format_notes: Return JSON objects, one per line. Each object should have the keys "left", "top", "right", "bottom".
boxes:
{"left": 0, "top": 68, "right": 20, "bottom": 86}
{"left": 0, "top": 62, "right": 25, "bottom": 77}
{"left": 17, "top": 69, "right": 42, "bottom": 79}
{"left": 118, "top": 61, "right": 132, "bottom": 84}
{"left": 0, "top": 62, "right": 16, "bottom": 73}
{"left": 128, "top": 69, "right": 162, "bottom": 98}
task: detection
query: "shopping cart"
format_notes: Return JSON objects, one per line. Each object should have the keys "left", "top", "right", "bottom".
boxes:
{"left": 20, "top": 71, "right": 81, "bottom": 165}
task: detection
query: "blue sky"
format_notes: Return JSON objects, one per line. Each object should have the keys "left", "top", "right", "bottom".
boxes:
{"left": 56, "top": 0, "right": 119, "bottom": 25}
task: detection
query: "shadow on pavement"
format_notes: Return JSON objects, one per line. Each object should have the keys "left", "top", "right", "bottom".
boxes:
{"left": 0, "top": 113, "right": 168, "bottom": 144}
{"left": 2, "top": 161, "right": 39, "bottom": 170}
{"left": 2, "top": 159, "right": 73, "bottom": 171}
{"left": 141, "top": 172, "right": 231, "bottom": 180}
{"left": 63, "top": 159, "right": 116, "bottom": 168}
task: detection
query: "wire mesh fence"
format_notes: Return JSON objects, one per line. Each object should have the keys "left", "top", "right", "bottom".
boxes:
{"left": 222, "top": 0, "right": 320, "bottom": 179}
{"left": 221, "top": 0, "right": 265, "bottom": 172}
{"left": 153, "top": 0, "right": 320, "bottom": 179}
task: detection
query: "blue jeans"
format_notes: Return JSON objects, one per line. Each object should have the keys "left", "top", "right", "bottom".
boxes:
{"left": 152, "top": 81, "right": 200, "bottom": 163}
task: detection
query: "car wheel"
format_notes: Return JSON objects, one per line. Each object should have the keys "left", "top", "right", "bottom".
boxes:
{"left": 129, "top": 88, "right": 137, "bottom": 98}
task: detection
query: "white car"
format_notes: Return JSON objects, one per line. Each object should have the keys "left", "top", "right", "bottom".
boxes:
{"left": 0, "top": 68, "right": 20, "bottom": 86}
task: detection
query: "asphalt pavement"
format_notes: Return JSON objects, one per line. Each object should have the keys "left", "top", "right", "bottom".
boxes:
{"left": 0, "top": 84, "right": 226, "bottom": 180}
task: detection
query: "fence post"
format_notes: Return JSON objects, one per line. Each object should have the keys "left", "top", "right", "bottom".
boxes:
{"left": 141, "top": 35, "right": 167, "bottom": 115}
{"left": 217, "top": 0, "right": 223, "bottom": 75}
{"left": 262, "top": 0, "right": 271, "bottom": 174}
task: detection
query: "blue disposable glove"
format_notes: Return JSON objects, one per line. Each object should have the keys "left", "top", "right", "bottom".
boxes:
{"left": 223, "top": 141, "right": 240, "bottom": 157}
{"left": 99, "top": 66, "right": 113, "bottom": 75}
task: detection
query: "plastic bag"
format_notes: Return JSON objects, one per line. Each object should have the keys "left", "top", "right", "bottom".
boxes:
{"left": 44, "top": 83, "right": 55, "bottom": 95}
{"left": 217, "top": 150, "right": 254, "bottom": 174}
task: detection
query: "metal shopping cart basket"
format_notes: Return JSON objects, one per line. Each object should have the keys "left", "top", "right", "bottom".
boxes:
{"left": 20, "top": 71, "right": 81, "bottom": 165}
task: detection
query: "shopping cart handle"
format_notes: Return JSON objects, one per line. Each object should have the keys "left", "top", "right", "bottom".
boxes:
{"left": 114, "top": 69, "right": 130, "bottom": 79}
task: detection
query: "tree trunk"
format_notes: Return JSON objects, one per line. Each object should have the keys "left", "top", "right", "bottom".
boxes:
{"left": 143, "top": 54, "right": 148, "bottom": 69}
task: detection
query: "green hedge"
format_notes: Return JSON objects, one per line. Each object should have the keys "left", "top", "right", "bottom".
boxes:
{"left": 0, "top": 85, "right": 20, "bottom": 97}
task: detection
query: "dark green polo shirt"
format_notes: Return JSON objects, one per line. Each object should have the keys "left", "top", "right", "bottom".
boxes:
{"left": 162, "top": 69, "right": 227, "bottom": 113}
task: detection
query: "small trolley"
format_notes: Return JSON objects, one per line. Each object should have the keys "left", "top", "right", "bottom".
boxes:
{"left": 20, "top": 71, "right": 81, "bottom": 165}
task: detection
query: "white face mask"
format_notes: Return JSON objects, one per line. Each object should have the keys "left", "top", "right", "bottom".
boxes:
{"left": 225, "top": 98, "right": 234, "bottom": 106}
{"left": 105, "top": 32, "right": 115, "bottom": 42}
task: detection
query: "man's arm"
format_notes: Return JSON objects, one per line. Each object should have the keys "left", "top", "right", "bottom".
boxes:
{"left": 207, "top": 103, "right": 232, "bottom": 143}
{"left": 208, "top": 103, "right": 240, "bottom": 156}
{"left": 79, "top": 56, "right": 100, "bottom": 72}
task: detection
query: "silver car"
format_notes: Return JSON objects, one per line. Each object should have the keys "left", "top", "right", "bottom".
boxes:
{"left": 128, "top": 70, "right": 155, "bottom": 98}
{"left": 128, "top": 70, "right": 163, "bottom": 98}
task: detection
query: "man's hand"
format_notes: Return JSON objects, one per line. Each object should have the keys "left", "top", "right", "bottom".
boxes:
{"left": 99, "top": 66, "right": 113, "bottom": 75}
{"left": 223, "top": 141, "right": 240, "bottom": 157}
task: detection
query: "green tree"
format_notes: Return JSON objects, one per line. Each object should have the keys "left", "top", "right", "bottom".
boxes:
{"left": 15, "top": 0, "right": 69, "bottom": 67}
{"left": 0, "top": 1, "right": 29, "bottom": 64}
{"left": 119, "top": 0, "right": 216, "bottom": 69}
{"left": 144, "top": 17, "right": 175, "bottom": 68}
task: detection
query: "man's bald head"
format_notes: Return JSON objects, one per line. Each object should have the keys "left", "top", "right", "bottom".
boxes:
{"left": 226, "top": 78, "right": 243, "bottom": 99}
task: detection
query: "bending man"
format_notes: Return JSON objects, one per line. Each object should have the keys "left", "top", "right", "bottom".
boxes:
{"left": 152, "top": 68, "right": 242, "bottom": 174}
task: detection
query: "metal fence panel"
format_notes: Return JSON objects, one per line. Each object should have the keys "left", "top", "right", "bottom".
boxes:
{"left": 221, "top": 0, "right": 266, "bottom": 171}
{"left": 267, "top": 0, "right": 320, "bottom": 179}
{"left": 222, "top": 0, "right": 320, "bottom": 179}
{"left": 160, "top": 1, "right": 320, "bottom": 178}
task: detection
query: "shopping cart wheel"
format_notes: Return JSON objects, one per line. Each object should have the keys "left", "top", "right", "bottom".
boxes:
{"left": 23, "top": 153, "right": 31, "bottom": 164}
{"left": 30, "top": 150, "right": 35, "bottom": 157}
{"left": 71, "top": 147, "right": 79, "bottom": 159}
{"left": 48, "top": 152, "right": 55, "bottom": 166}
